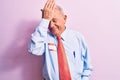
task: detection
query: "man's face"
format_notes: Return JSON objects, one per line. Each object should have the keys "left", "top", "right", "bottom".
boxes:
{"left": 48, "top": 8, "right": 67, "bottom": 36}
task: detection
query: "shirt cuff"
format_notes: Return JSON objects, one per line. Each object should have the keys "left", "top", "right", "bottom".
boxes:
{"left": 41, "top": 18, "right": 50, "bottom": 23}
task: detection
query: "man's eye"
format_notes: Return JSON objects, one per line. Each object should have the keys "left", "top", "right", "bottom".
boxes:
{"left": 53, "top": 19, "right": 57, "bottom": 22}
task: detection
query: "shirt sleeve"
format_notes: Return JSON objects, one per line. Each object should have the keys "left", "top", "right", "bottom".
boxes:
{"left": 28, "top": 18, "right": 50, "bottom": 56}
{"left": 80, "top": 35, "right": 93, "bottom": 80}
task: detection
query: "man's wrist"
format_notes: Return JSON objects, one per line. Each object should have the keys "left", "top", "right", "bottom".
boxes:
{"left": 42, "top": 18, "right": 50, "bottom": 22}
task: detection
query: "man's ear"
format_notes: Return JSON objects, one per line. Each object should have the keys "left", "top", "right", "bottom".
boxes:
{"left": 64, "top": 15, "right": 67, "bottom": 20}
{"left": 63, "top": 15, "right": 67, "bottom": 24}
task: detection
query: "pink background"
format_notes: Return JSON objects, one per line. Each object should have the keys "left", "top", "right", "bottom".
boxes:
{"left": 0, "top": 0, "right": 120, "bottom": 80}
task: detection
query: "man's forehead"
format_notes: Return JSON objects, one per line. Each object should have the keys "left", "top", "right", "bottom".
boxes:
{"left": 53, "top": 9, "right": 61, "bottom": 16}
{"left": 54, "top": 8, "right": 60, "bottom": 13}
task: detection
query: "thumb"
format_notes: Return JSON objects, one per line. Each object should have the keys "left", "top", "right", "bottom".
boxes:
{"left": 40, "top": 9, "right": 43, "bottom": 12}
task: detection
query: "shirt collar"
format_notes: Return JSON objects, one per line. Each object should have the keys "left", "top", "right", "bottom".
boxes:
{"left": 61, "top": 28, "right": 68, "bottom": 41}
{"left": 49, "top": 28, "right": 68, "bottom": 41}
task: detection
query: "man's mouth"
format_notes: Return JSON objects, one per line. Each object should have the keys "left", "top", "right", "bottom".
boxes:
{"left": 49, "top": 27, "right": 58, "bottom": 31}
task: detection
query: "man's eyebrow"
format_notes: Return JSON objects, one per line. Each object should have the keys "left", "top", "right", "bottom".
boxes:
{"left": 52, "top": 18, "right": 57, "bottom": 21}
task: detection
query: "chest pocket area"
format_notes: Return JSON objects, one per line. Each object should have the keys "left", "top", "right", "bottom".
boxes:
{"left": 48, "top": 42, "right": 57, "bottom": 53}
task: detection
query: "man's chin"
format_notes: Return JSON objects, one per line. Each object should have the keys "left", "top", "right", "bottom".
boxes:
{"left": 51, "top": 32, "right": 59, "bottom": 36}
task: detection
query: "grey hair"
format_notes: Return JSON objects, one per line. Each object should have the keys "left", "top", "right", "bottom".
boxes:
{"left": 55, "top": 5, "right": 65, "bottom": 16}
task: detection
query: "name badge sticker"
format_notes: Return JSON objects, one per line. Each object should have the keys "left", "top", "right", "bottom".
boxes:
{"left": 48, "top": 43, "right": 57, "bottom": 52}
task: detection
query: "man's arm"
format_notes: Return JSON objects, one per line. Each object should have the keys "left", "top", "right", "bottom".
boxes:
{"left": 28, "top": 19, "right": 50, "bottom": 55}
{"left": 28, "top": 0, "right": 56, "bottom": 55}
{"left": 81, "top": 36, "right": 93, "bottom": 80}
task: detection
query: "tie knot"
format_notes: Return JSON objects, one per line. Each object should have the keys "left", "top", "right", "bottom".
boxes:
{"left": 57, "top": 36, "right": 62, "bottom": 41}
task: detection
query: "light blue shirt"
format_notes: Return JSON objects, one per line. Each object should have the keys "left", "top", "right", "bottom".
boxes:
{"left": 28, "top": 19, "right": 93, "bottom": 80}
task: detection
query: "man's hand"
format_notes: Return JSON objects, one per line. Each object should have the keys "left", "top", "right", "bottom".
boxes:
{"left": 41, "top": 0, "right": 55, "bottom": 20}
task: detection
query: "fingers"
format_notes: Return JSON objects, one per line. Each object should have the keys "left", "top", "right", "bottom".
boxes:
{"left": 48, "top": 0, "right": 55, "bottom": 9}
{"left": 44, "top": 0, "right": 50, "bottom": 9}
{"left": 44, "top": 0, "right": 56, "bottom": 10}
{"left": 41, "top": 0, "right": 56, "bottom": 20}
{"left": 50, "top": 0, "right": 55, "bottom": 10}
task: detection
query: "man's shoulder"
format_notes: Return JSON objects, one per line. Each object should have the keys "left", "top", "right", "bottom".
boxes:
{"left": 66, "top": 29, "right": 84, "bottom": 38}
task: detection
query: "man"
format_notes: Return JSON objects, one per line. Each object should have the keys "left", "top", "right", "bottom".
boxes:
{"left": 28, "top": 0, "right": 93, "bottom": 80}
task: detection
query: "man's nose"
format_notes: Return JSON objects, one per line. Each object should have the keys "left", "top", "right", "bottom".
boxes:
{"left": 50, "top": 22, "right": 55, "bottom": 28}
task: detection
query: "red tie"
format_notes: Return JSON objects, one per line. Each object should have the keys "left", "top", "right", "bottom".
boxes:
{"left": 57, "top": 36, "right": 72, "bottom": 80}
